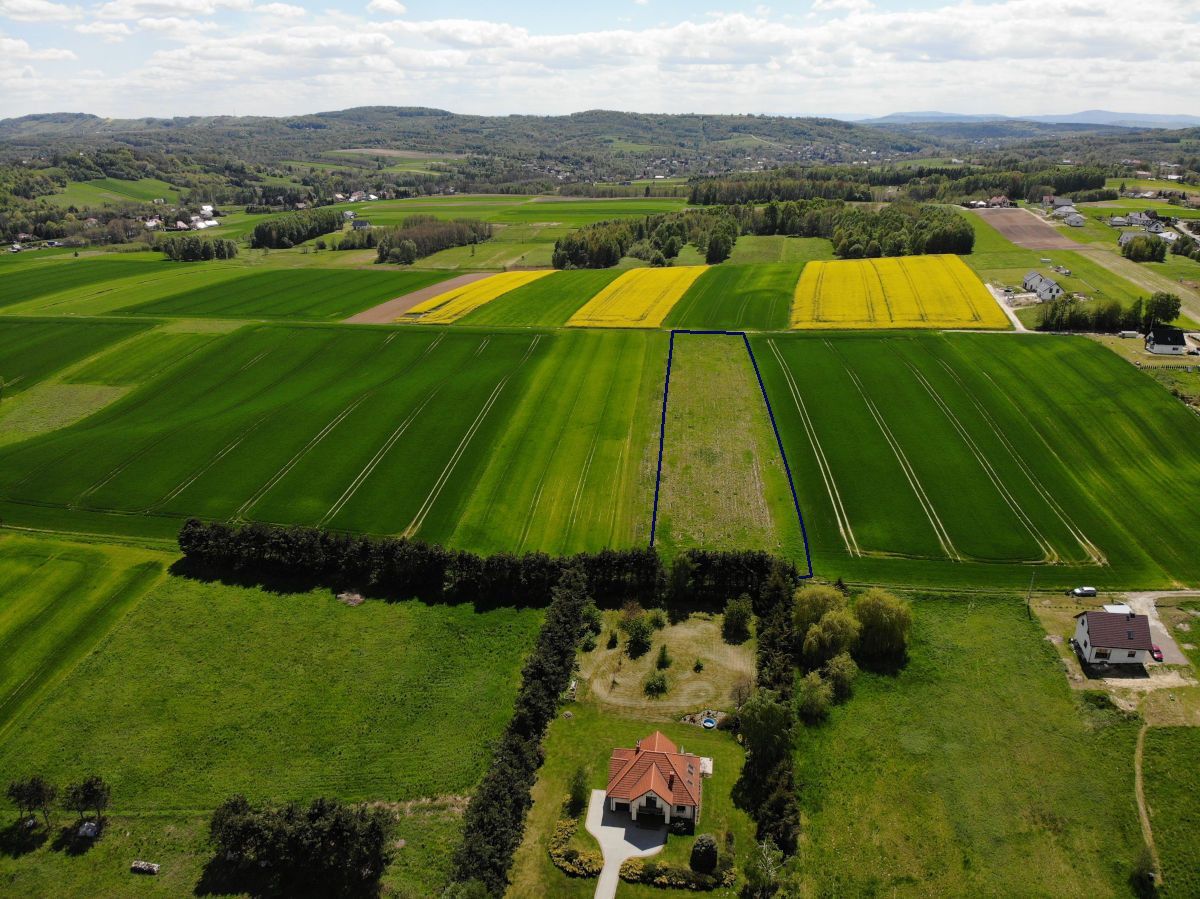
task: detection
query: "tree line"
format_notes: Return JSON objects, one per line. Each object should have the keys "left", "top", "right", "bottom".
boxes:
{"left": 1036, "top": 292, "right": 1182, "bottom": 333}
{"left": 551, "top": 208, "right": 741, "bottom": 268}
{"left": 1122, "top": 235, "right": 1168, "bottom": 263}
{"left": 207, "top": 796, "right": 393, "bottom": 896}
{"left": 335, "top": 215, "right": 492, "bottom": 265}
{"left": 153, "top": 234, "right": 238, "bottom": 262}
{"left": 249, "top": 207, "right": 343, "bottom": 249}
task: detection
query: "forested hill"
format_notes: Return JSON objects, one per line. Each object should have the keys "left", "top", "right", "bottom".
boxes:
{"left": 0, "top": 107, "right": 932, "bottom": 172}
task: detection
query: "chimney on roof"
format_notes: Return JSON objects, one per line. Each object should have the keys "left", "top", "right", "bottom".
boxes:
{"left": 668, "top": 773, "right": 674, "bottom": 788}
{"left": 635, "top": 740, "right": 641, "bottom": 753}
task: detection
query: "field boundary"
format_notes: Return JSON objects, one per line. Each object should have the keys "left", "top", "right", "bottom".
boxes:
{"left": 650, "top": 329, "right": 814, "bottom": 578}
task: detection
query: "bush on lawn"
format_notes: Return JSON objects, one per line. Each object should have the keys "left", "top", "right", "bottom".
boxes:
{"left": 548, "top": 818, "right": 602, "bottom": 879}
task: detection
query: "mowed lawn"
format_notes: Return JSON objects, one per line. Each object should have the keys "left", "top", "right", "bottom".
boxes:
{"left": 456, "top": 269, "right": 624, "bottom": 328}
{"left": 1142, "top": 727, "right": 1200, "bottom": 897}
{"left": 794, "top": 594, "right": 1143, "bottom": 896}
{"left": 655, "top": 333, "right": 806, "bottom": 560}
{"left": 664, "top": 263, "right": 802, "bottom": 331}
{"left": 0, "top": 554, "right": 540, "bottom": 897}
{"left": 755, "top": 332, "right": 1200, "bottom": 588}
{"left": 0, "top": 534, "right": 165, "bottom": 740}
{"left": 129, "top": 268, "right": 451, "bottom": 320}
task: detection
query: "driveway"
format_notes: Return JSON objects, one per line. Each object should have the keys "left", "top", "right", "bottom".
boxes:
{"left": 585, "top": 789, "right": 666, "bottom": 899}
{"left": 1125, "top": 592, "right": 1197, "bottom": 666}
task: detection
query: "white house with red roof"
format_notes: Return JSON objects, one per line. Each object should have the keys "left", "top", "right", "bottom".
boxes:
{"left": 606, "top": 731, "right": 703, "bottom": 825}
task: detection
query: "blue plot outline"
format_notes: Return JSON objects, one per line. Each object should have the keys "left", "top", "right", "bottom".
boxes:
{"left": 650, "top": 329, "right": 814, "bottom": 579}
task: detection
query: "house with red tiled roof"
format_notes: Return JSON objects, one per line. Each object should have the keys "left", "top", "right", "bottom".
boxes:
{"left": 605, "top": 731, "right": 703, "bottom": 825}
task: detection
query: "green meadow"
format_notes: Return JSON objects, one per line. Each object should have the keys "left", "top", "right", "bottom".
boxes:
{"left": 0, "top": 318, "right": 150, "bottom": 396}
{"left": 456, "top": 269, "right": 623, "bottom": 327}
{"left": 48, "top": 177, "right": 181, "bottom": 208}
{"left": 1143, "top": 727, "right": 1200, "bottom": 896}
{"left": 664, "top": 263, "right": 802, "bottom": 331}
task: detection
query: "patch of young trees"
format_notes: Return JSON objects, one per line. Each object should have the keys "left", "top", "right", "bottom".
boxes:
{"left": 154, "top": 235, "right": 238, "bottom": 261}
{"left": 249, "top": 207, "right": 342, "bottom": 249}
{"left": 208, "top": 795, "right": 393, "bottom": 895}
{"left": 1121, "top": 235, "right": 1168, "bottom": 263}
{"left": 1171, "top": 233, "right": 1200, "bottom": 263}
{"left": 335, "top": 215, "right": 492, "bottom": 264}
{"left": 6, "top": 774, "right": 110, "bottom": 832}
{"left": 1036, "top": 292, "right": 1182, "bottom": 333}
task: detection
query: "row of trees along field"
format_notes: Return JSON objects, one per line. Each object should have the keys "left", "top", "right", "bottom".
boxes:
{"left": 688, "top": 164, "right": 1109, "bottom": 206}
{"left": 153, "top": 234, "right": 238, "bottom": 261}
{"left": 552, "top": 200, "right": 972, "bottom": 266}
{"left": 249, "top": 207, "right": 343, "bottom": 249}
{"left": 1122, "top": 235, "right": 1168, "bottom": 263}
{"left": 335, "top": 215, "right": 493, "bottom": 264}
{"left": 1036, "top": 292, "right": 1182, "bottom": 333}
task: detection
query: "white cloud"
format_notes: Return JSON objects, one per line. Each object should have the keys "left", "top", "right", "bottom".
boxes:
{"left": 366, "top": 0, "right": 405, "bottom": 15}
{"left": 76, "top": 19, "right": 131, "bottom": 39}
{"left": 2, "top": 0, "right": 1200, "bottom": 118}
{"left": 255, "top": 2, "right": 305, "bottom": 17}
{"left": 0, "top": 0, "right": 79, "bottom": 21}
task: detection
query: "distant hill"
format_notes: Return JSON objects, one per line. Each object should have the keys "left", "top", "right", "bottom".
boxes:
{"left": 860, "top": 110, "right": 1200, "bottom": 130}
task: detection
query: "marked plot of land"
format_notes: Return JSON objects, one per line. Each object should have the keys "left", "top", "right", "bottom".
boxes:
{"left": 566, "top": 265, "right": 707, "bottom": 328}
{"left": 654, "top": 334, "right": 804, "bottom": 556}
{"left": 404, "top": 269, "right": 553, "bottom": 323}
{"left": 791, "top": 255, "right": 1009, "bottom": 330}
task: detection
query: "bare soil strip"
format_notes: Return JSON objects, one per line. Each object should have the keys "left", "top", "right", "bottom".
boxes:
{"left": 972, "top": 207, "right": 1079, "bottom": 250}
{"left": 343, "top": 273, "right": 492, "bottom": 324}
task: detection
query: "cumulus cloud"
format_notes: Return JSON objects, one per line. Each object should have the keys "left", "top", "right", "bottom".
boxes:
{"left": 255, "top": 2, "right": 305, "bottom": 17}
{"left": 0, "top": 0, "right": 79, "bottom": 21}
{"left": 366, "top": 0, "right": 405, "bottom": 15}
{"left": 2, "top": 0, "right": 1199, "bottom": 117}
{"left": 76, "top": 19, "right": 132, "bottom": 39}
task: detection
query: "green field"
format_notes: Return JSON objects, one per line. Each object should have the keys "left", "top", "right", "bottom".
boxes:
{"left": 793, "top": 594, "right": 1143, "bottom": 896}
{"left": 128, "top": 268, "right": 450, "bottom": 320}
{"left": 1106, "top": 176, "right": 1200, "bottom": 194}
{"left": 0, "top": 542, "right": 539, "bottom": 896}
{"left": 664, "top": 263, "right": 801, "bottom": 331}
{"left": 655, "top": 334, "right": 805, "bottom": 558}
{"left": 726, "top": 235, "right": 835, "bottom": 265}
{"left": 0, "top": 256, "right": 174, "bottom": 311}
{"left": 755, "top": 331, "right": 1200, "bottom": 588}
{"left": 48, "top": 177, "right": 181, "bottom": 208}
{"left": 1143, "top": 727, "right": 1200, "bottom": 896}
{"left": 456, "top": 269, "right": 623, "bottom": 328}
{"left": 0, "top": 318, "right": 151, "bottom": 396}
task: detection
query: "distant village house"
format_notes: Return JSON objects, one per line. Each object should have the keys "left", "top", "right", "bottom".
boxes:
{"left": 1023, "top": 271, "right": 1064, "bottom": 302}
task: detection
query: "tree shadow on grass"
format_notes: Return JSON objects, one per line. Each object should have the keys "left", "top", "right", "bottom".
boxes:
{"left": 50, "top": 819, "right": 103, "bottom": 856}
{"left": 194, "top": 856, "right": 382, "bottom": 898}
{"left": 0, "top": 820, "right": 48, "bottom": 858}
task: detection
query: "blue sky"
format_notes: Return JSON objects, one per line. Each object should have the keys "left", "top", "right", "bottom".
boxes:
{"left": 1, "top": 0, "right": 1198, "bottom": 119}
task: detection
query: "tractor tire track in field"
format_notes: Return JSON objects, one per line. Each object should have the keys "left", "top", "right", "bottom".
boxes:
{"left": 239, "top": 332, "right": 448, "bottom": 520}
{"left": 146, "top": 414, "right": 271, "bottom": 513}
{"left": 405, "top": 335, "right": 542, "bottom": 538}
{"left": 936, "top": 359, "right": 1105, "bottom": 566}
{"left": 766, "top": 339, "right": 860, "bottom": 557}
{"left": 828, "top": 341, "right": 960, "bottom": 561}
{"left": 903, "top": 361, "right": 1057, "bottom": 563}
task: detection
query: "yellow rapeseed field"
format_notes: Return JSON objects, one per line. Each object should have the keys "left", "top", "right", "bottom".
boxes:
{"left": 566, "top": 265, "right": 708, "bottom": 328}
{"left": 790, "top": 255, "right": 1009, "bottom": 330}
{"left": 404, "top": 270, "right": 553, "bottom": 323}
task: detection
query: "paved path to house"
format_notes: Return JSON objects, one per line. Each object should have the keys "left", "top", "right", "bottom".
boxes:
{"left": 586, "top": 789, "right": 666, "bottom": 899}
{"left": 1124, "top": 592, "right": 1198, "bottom": 666}
{"left": 343, "top": 272, "right": 492, "bottom": 323}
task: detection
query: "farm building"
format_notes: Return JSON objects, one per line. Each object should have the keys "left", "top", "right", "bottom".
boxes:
{"left": 1108, "top": 216, "right": 1129, "bottom": 227}
{"left": 606, "top": 731, "right": 705, "bottom": 825}
{"left": 1072, "top": 610, "right": 1153, "bottom": 665}
{"left": 352, "top": 219, "right": 373, "bottom": 231}
{"left": 1023, "top": 272, "right": 1064, "bottom": 302}
{"left": 1064, "top": 213, "right": 1085, "bottom": 227}
{"left": 1146, "top": 220, "right": 1166, "bottom": 234}
{"left": 1146, "top": 326, "right": 1188, "bottom": 355}
{"left": 1051, "top": 205, "right": 1078, "bottom": 219}
{"left": 1127, "top": 212, "right": 1153, "bottom": 226}
{"left": 988, "top": 196, "right": 1011, "bottom": 207}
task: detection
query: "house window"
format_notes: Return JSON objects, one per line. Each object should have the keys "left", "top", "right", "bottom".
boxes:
{"left": 676, "top": 805, "right": 687, "bottom": 814}
{"left": 1095, "top": 649, "right": 1110, "bottom": 660}
{"left": 1128, "top": 651, "right": 1136, "bottom": 658}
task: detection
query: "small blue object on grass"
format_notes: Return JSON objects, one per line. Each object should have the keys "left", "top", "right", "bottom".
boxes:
{"left": 702, "top": 717, "right": 717, "bottom": 729}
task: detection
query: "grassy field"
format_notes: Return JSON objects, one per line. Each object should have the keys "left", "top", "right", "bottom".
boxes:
{"left": 791, "top": 255, "right": 1010, "bottom": 329}
{"left": 0, "top": 548, "right": 540, "bottom": 897}
{"left": 664, "top": 263, "right": 801, "bottom": 331}
{"left": 0, "top": 318, "right": 150, "bottom": 396}
{"left": 406, "top": 270, "right": 553, "bottom": 323}
{"left": 0, "top": 535, "right": 165, "bottom": 739}
{"left": 446, "top": 328, "right": 662, "bottom": 555}
{"left": 0, "top": 256, "right": 175, "bottom": 311}
{"left": 655, "top": 334, "right": 806, "bottom": 559}
{"left": 1142, "top": 727, "right": 1200, "bottom": 896}
{"left": 726, "top": 235, "right": 834, "bottom": 266}
{"left": 456, "top": 269, "right": 623, "bottom": 328}
{"left": 129, "top": 268, "right": 451, "bottom": 320}
{"left": 1105, "top": 177, "right": 1200, "bottom": 194}
{"left": 793, "top": 594, "right": 1143, "bottom": 896}
{"left": 567, "top": 266, "right": 708, "bottom": 328}
{"left": 48, "top": 177, "right": 181, "bottom": 208}
{"left": 755, "top": 331, "right": 1200, "bottom": 588}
